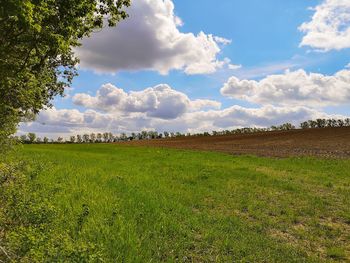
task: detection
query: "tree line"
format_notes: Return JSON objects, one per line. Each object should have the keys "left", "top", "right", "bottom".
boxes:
{"left": 15, "top": 118, "right": 350, "bottom": 144}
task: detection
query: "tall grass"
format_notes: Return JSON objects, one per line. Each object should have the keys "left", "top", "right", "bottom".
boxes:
{"left": 2, "top": 144, "right": 350, "bottom": 262}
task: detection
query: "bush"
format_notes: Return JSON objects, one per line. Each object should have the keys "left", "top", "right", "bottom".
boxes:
{"left": 0, "top": 160, "right": 103, "bottom": 262}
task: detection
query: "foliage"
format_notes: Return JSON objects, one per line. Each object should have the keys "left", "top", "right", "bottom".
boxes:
{"left": 0, "top": 0, "right": 130, "bottom": 149}
{"left": 0, "top": 158, "right": 104, "bottom": 262}
{"left": 300, "top": 118, "right": 350, "bottom": 129}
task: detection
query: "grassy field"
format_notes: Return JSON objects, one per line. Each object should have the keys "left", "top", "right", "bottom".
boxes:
{"left": 9, "top": 144, "right": 350, "bottom": 261}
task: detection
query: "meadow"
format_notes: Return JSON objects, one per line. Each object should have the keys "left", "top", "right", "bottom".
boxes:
{"left": 3, "top": 143, "right": 350, "bottom": 262}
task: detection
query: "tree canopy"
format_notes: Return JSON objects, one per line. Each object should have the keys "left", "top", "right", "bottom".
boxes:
{"left": 0, "top": 0, "right": 131, "bottom": 150}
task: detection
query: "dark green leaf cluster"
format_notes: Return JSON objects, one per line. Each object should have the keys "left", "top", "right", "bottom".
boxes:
{"left": 0, "top": 0, "right": 130, "bottom": 149}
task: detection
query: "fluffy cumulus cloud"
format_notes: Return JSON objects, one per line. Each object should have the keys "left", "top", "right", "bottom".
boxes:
{"left": 73, "top": 83, "right": 221, "bottom": 119}
{"left": 75, "top": 0, "right": 236, "bottom": 74}
{"left": 221, "top": 69, "right": 350, "bottom": 107}
{"left": 299, "top": 0, "right": 350, "bottom": 51}
{"left": 18, "top": 104, "right": 345, "bottom": 138}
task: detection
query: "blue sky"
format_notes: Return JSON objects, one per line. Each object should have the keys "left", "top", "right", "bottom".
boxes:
{"left": 20, "top": 0, "right": 350, "bottom": 137}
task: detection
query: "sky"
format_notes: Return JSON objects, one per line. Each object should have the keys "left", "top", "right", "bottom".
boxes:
{"left": 19, "top": 0, "right": 350, "bottom": 138}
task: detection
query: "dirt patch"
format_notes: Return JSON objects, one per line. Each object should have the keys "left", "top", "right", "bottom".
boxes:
{"left": 123, "top": 127, "right": 350, "bottom": 158}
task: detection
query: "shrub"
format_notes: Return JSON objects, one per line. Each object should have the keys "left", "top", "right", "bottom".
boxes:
{"left": 0, "top": 160, "right": 103, "bottom": 262}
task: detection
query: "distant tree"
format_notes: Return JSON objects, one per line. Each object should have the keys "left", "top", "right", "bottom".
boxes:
{"left": 148, "top": 131, "right": 158, "bottom": 139}
{"left": 96, "top": 133, "right": 102, "bottom": 143}
{"left": 77, "top": 135, "right": 83, "bottom": 143}
{"left": 308, "top": 120, "right": 317, "bottom": 129}
{"left": 345, "top": 118, "right": 350, "bottom": 127}
{"left": 131, "top": 133, "right": 136, "bottom": 140}
{"left": 20, "top": 134, "right": 27, "bottom": 143}
{"left": 57, "top": 137, "right": 63, "bottom": 143}
{"left": 141, "top": 131, "right": 148, "bottom": 140}
{"left": 103, "top": 132, "right": 109, "bottom": 142}
{"left": 316, "top": 119, "right": 326, "bottom": 128}
{"left": 280, "top": 123, "right": 295, "bottom": 130}
{"left": 326, "top": 119, "right": 333, "bottom": 128}
{"left": 70, "top": 136, "right": 76, "bottom": 143}
{"left": 43, "top": 137, "right": 49, "bottom": 144}
{"left": 164, "top": 131, "right": 169, "bottom": 138}
{"left": 120, "top": 133, "right": 127, "bottom": 141}
{"left": 331, "top": 119, "right": 337, "bottom": 127}
{"left": 27, "top": 133, "right": 36, "bottom": 144}
{"left": 300, "top": 121, "right": 309, "bottom": 129}
{"left": 83, "top": 134, "right": 89, "bottom": 143}
{"left": 36, "top": 137, "right": 42, "bottom": 143}
{"left": 90, "top": 133, "right": 96, "bottom": 143}
{"left": 337, "top": 119, "right": 344, "bottom": 127}
{"left": 108, "top": 132, "right": 114, "bottom": 142}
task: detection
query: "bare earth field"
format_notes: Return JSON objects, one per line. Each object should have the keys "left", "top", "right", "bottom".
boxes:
{"left": 126, "top": 127, "right": 350, "bottom": 158}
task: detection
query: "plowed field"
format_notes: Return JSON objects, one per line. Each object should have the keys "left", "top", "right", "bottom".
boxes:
{"left": 127, "top": 127, "right": 350, "bottom": 158}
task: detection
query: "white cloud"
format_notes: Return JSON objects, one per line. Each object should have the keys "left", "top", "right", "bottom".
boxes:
{"left": 299, "top": 0, "right": 350, "bottom": 51}
{"left": 73, "top": 83, "right": 221, "bottom": 119}
{"left": 75, "top": 0, "right": 234, "bottom": 75}
{"left": 228, "top": 64, "right": 242, "bottom": 70}
{"left": 214, "top": 36, "right": 232, "bottom": 45}
{"left": 221, "top": 69, "right": 350, "bottom": 107}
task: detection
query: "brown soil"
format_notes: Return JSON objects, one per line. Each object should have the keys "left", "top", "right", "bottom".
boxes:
{"left": 125, "top": 127, "right": 350, "bottom": 158}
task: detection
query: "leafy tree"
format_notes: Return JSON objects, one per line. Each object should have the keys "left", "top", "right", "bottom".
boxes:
{"left": 300, "top": 121, "right": 309, "bottom": 129}
{"left": 90, "top": 133, "right": 96, "bottom": 143}
{"left": 330, "top": 119, "right": 337, "bottom": 127}
{"left": 316, "top": 119, "right": 326, "bottom": 128}
{"left": 103, "top": 132, "right": 109, "bottom": 142}
{"left": 70, "top": 135, "right": 76, "bottom": 143}
{"left": 337, "top": 119, "right": 344, "bottom": 127}
{"left": 96, "top": 133, "right": 102, "bottom": 142}
{"left": 20, "top": 134, "right": 27, "bottom": 143}
{"left": 141, "top": 131, "right": 148, "bottom": 140}
{"left": 0, "top": 0, "right": 131, "bottom": 149}
{"left": 345, "top": 118, "right": 350, "bottom": 127}
{"left": 308, "top": 120, "right": 317, "bottom": 129}
{"left": 108, "top": 132, "right": 114, "bottom": 143}
{"left": 27, "top": 132, "right": 36, "bottom": 144}
{"left": 120, "top": 133, "right": 127, "bottom": 141}
{"left": 76, "top": 135, "right": 82, "bottom": 143}
{"left": 280, "top": 123, "right": 295, "bottom": 131}
{"left": 57, "top": 137, "right": 63, "bottom": 143}
{"left": 43, "top": 136, "right": 49, "bottom": 144}
{"left": 83, "top": 134, "right": 89, "bottom": 143}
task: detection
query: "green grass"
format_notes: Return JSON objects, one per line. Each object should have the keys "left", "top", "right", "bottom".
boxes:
{"left": 16, "top": 144, "right": 350, "bottom": 262}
